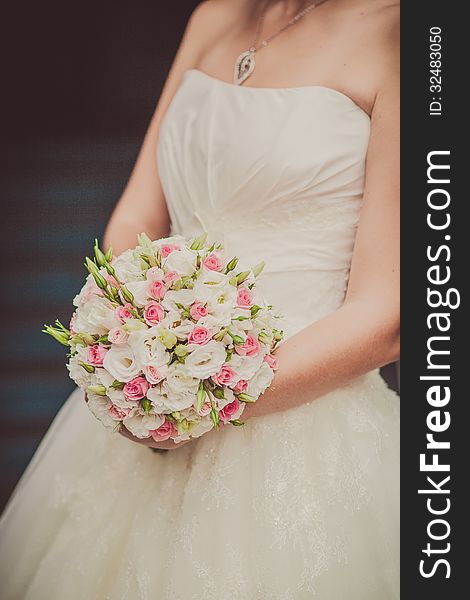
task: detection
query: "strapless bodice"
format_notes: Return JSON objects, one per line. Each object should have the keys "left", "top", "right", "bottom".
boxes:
{"left": 157, "top": 69, "right": 371, "bottom": 337}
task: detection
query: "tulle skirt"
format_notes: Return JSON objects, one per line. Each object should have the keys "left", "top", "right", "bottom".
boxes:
{"left": 0, "top": 369, "right": 399, "bottom": 599}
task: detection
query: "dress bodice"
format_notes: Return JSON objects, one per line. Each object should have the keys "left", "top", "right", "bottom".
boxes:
{"left": 157, "top": 69, "right": 371, "bottom": 337}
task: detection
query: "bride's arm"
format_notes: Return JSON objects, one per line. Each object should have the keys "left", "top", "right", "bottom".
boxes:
{"left": 242, "top": 48, "right": 400, "bottom": 421}
{"left": 101, "top": 3, "right": 213, "bottom": 257}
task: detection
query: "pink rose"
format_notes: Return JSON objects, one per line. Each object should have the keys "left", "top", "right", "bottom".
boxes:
{"left": 187, "top": 326, "right": 212, "bottom": 345}
{"left": 108, "top": 326, "right": 129, "bottom": 345}
{"left": 161, "top": 243, "right": 180, "bottom": 258}
{"left": 264, "top": 353, "right": 279, "bottom": 371}
{"left": 144, "top": 300, "right": 165, "bottom": 325}
{"left": 87, "top": 344, "right": 108, "bottom": 367}
{"left": 212, "top": 364, "right": 237, "bottom": 386}
{"left": 190, "top": 301, "right": 208, "bottom": 321}
{"left": 123, "top": 376, "right": 150, "bottom": 401}
{"left": 164, "top": 270, "right": 180, "bottom": 284}
{"left": 115, "top": 303, "right": 134, "bottom": 324}
{"left": 144, "top": 365, "right": 167, "bottom": 385}
{"left": 233, "top": 379, "right": 248, "bottom": 393}
{"left": 235, "top": 336, "right": 261, "bottom": 357}
{"left": 197, "top": 399, "right": 212, "bottom": 417}
{"left": 150, "top": 418, "right": 177, "bottom": 442}
{"left": 148, "top": 279, "right": 166, "bottom": 300}
{"left": 219, "top": 399, "right": 241, "bottom": 424}
{"left": 203, "top": 253, "right": 224, "bottom": 272}
{"left": 236, "top": 287, "right": 253, "bottom": 308}
{"left": 108, "top": 405, "right": 131, "bottom": 421}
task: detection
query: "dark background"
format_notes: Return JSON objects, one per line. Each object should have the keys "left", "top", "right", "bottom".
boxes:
{"left": 0, "top": 0, "right": 398, "bottom": 512}
{"left": 0, "top": 0, "right": 199, "bottom": 510}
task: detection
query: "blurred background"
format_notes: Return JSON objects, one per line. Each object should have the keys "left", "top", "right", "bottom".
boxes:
{"left": 0, "top": 0, "right": 398, "bottom": 511}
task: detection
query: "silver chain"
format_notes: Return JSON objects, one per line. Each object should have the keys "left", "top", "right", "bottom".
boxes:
{"left": 249, "top": 0, "right": 329, "bottom": 53}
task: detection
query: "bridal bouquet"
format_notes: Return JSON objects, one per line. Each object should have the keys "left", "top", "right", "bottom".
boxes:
{"left": 43, "top": 233, "right": 283, "bottom": 443}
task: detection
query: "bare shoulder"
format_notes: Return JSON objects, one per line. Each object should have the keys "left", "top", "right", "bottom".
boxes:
{"left": 350, "top": 1, "right": 399, "bottom": 99}
{"left": 187, "top": 0, "right": 247, "bottom": 38}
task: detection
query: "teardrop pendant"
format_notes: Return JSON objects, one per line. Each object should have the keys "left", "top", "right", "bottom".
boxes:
{"left": 233, "top": 49, "right": 256, "bottom": 85}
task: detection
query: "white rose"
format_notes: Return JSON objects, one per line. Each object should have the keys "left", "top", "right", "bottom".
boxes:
{"left": 163, "top": 247, "right": 197, "bottom": 276}
{"left": 123, "top": 410, "right": 164, "bottom": 439}
{"left": 147, "top": 386, "right": 172, "bottom": 413}
{"left": 152, "top": 234, "right": 187, "bottom": 251}
{"left": 229, "top": 352, "right": 265, "bottom": 383}
{"left": 128, "top": 327, "right": 169, "bottom": 367}
{"left": 73, "top": 295, "right": 120, "bottom": 335}
{"left": 66, "top": 346, "right": 92, "bottom": 388}
{"left": 73, "top": 274, "right": 100, "bottom": 308}
{"left": 162, "top": 289, "right": 196, "bottom": 312}
{"left": 246, "top": 361, "right": 274, "bottom": 398}
{"left": 169, "top": 319, "right": 195, "bottom": 341}
{"left": 125, "top": 279, "right": 150, "bottom": 307}
{"left": 113, "top": 248, "right": 144, "bottom": 282}
{"left": 87, "top": 393, "right": 116, "bottom": 429}
{"left": 161, "top": 363, "right": 199, "bottom": 411}
{"left": 189, "top": 417, "right": 214, "bottom": 439}
{"left": 184, "top": 340, "right": 226, "bottom": 379}
{"left": 102, "top": 344, "right": 142, "bottom": 382}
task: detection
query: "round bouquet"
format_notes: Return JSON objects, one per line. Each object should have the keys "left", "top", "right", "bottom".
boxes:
{"left": 44, "top": 232, "right": 283, "bottom": 443}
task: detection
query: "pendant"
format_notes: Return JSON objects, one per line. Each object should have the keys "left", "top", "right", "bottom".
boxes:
{"left": 233, "top": 49, "right": 256, "bottom": 85}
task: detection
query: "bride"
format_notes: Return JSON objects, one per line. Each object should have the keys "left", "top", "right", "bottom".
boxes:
{"left": 0, "top": 0, "right": 400, "bottom": 598}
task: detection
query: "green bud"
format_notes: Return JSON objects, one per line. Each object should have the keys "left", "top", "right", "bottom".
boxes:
{"left": 78, "top": 361, "right": 95, "bottom": 373}
{"left": 110, "top": 380, "right": 124, "bottom": 390}
{"left": 251, "top": 261, "right": 266, "bottom": 278}
{"left": 73, "top": 332, "right": 96, "bottom": 346}
{"left": 87, "top": 384, "right": 107, "bottom": 396}
{"left": 213, "top": 328, "right": 228, "bottom": 342}
{"left": 225, "top": 256, "right": 239, "bottom": 273}
{"left": 237, "top": 392, "right": 256, "bottom": 403}
{"left": 105, "top": 245, "right": 113, "bottom": 262}
{"left": 228, "top": 330, "right": 245, "bottom": 345}
{"left": 236, "top": 270, "right": 251, "bottom": 285}
{"left": 172, "top": 279, "right": 184, "bottom": 291}
{"left": 42, "top": 325, "right": 71, "bottom": 346}
{"left": 84, "top": 256, "right": 98, "bottom": 274}
{"left": 273, "top": 329, "right": 284, "bottom": 342}
{"left": 258, "top": 331, "right": 272, "bottom": 345}
{"left": 250, "top": 305, "right": 262, "bottom": 318}
{"left": 225, "top": 348, "right": 233, "bottom": 362}
{"left": 174, "top": 344, "right": 189, "bottom": 358}
{"left": 213, "top": 387, "right": 225, "bottom": 400}
{"left": 141, "top": 398, "right": 151, "bottom": 414}
{"left": 196, "top": 382, "right": 206, "bottom": 412}
{"left": 93, "top": 238, "right": 106, "bottom": 267}
{"left": 190, "top": 232, "right": 208, "bottom": 250}
{"left": 230, "top": 419, "right": 245, "bottom": 427}
{"left": 92, "top": 270, "right": 108, "bottom": 290}
{"left": 210, "top": 408, "right": 219, "bottom": 430}
{"left": 120, "top": 286, "right": 134, "bottom": 304}
{"left": 159, "top": 329, "right": 177, "bottom": 349}
{"left": 171, "top": 411, "right": 181, "bottom": 420}
{"left": 229, "top": 275, "right": 238, "bottom": 286}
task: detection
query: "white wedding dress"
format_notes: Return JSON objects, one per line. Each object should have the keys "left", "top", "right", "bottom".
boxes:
{"left": 0, "top": 69, "right": 400, "bottom": 599}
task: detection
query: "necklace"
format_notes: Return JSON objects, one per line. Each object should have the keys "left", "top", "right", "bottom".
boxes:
{"left": 233, "top": 0, "right": 328, "bottom": 86}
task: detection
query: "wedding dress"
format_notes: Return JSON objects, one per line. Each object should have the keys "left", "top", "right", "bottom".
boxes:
{"left": 0, "top": 69, "right": 400, "bottom": 599}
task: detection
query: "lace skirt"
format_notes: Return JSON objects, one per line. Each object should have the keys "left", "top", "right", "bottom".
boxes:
{"left": 0, "top": 369, "right": 399, "bottom": 599}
